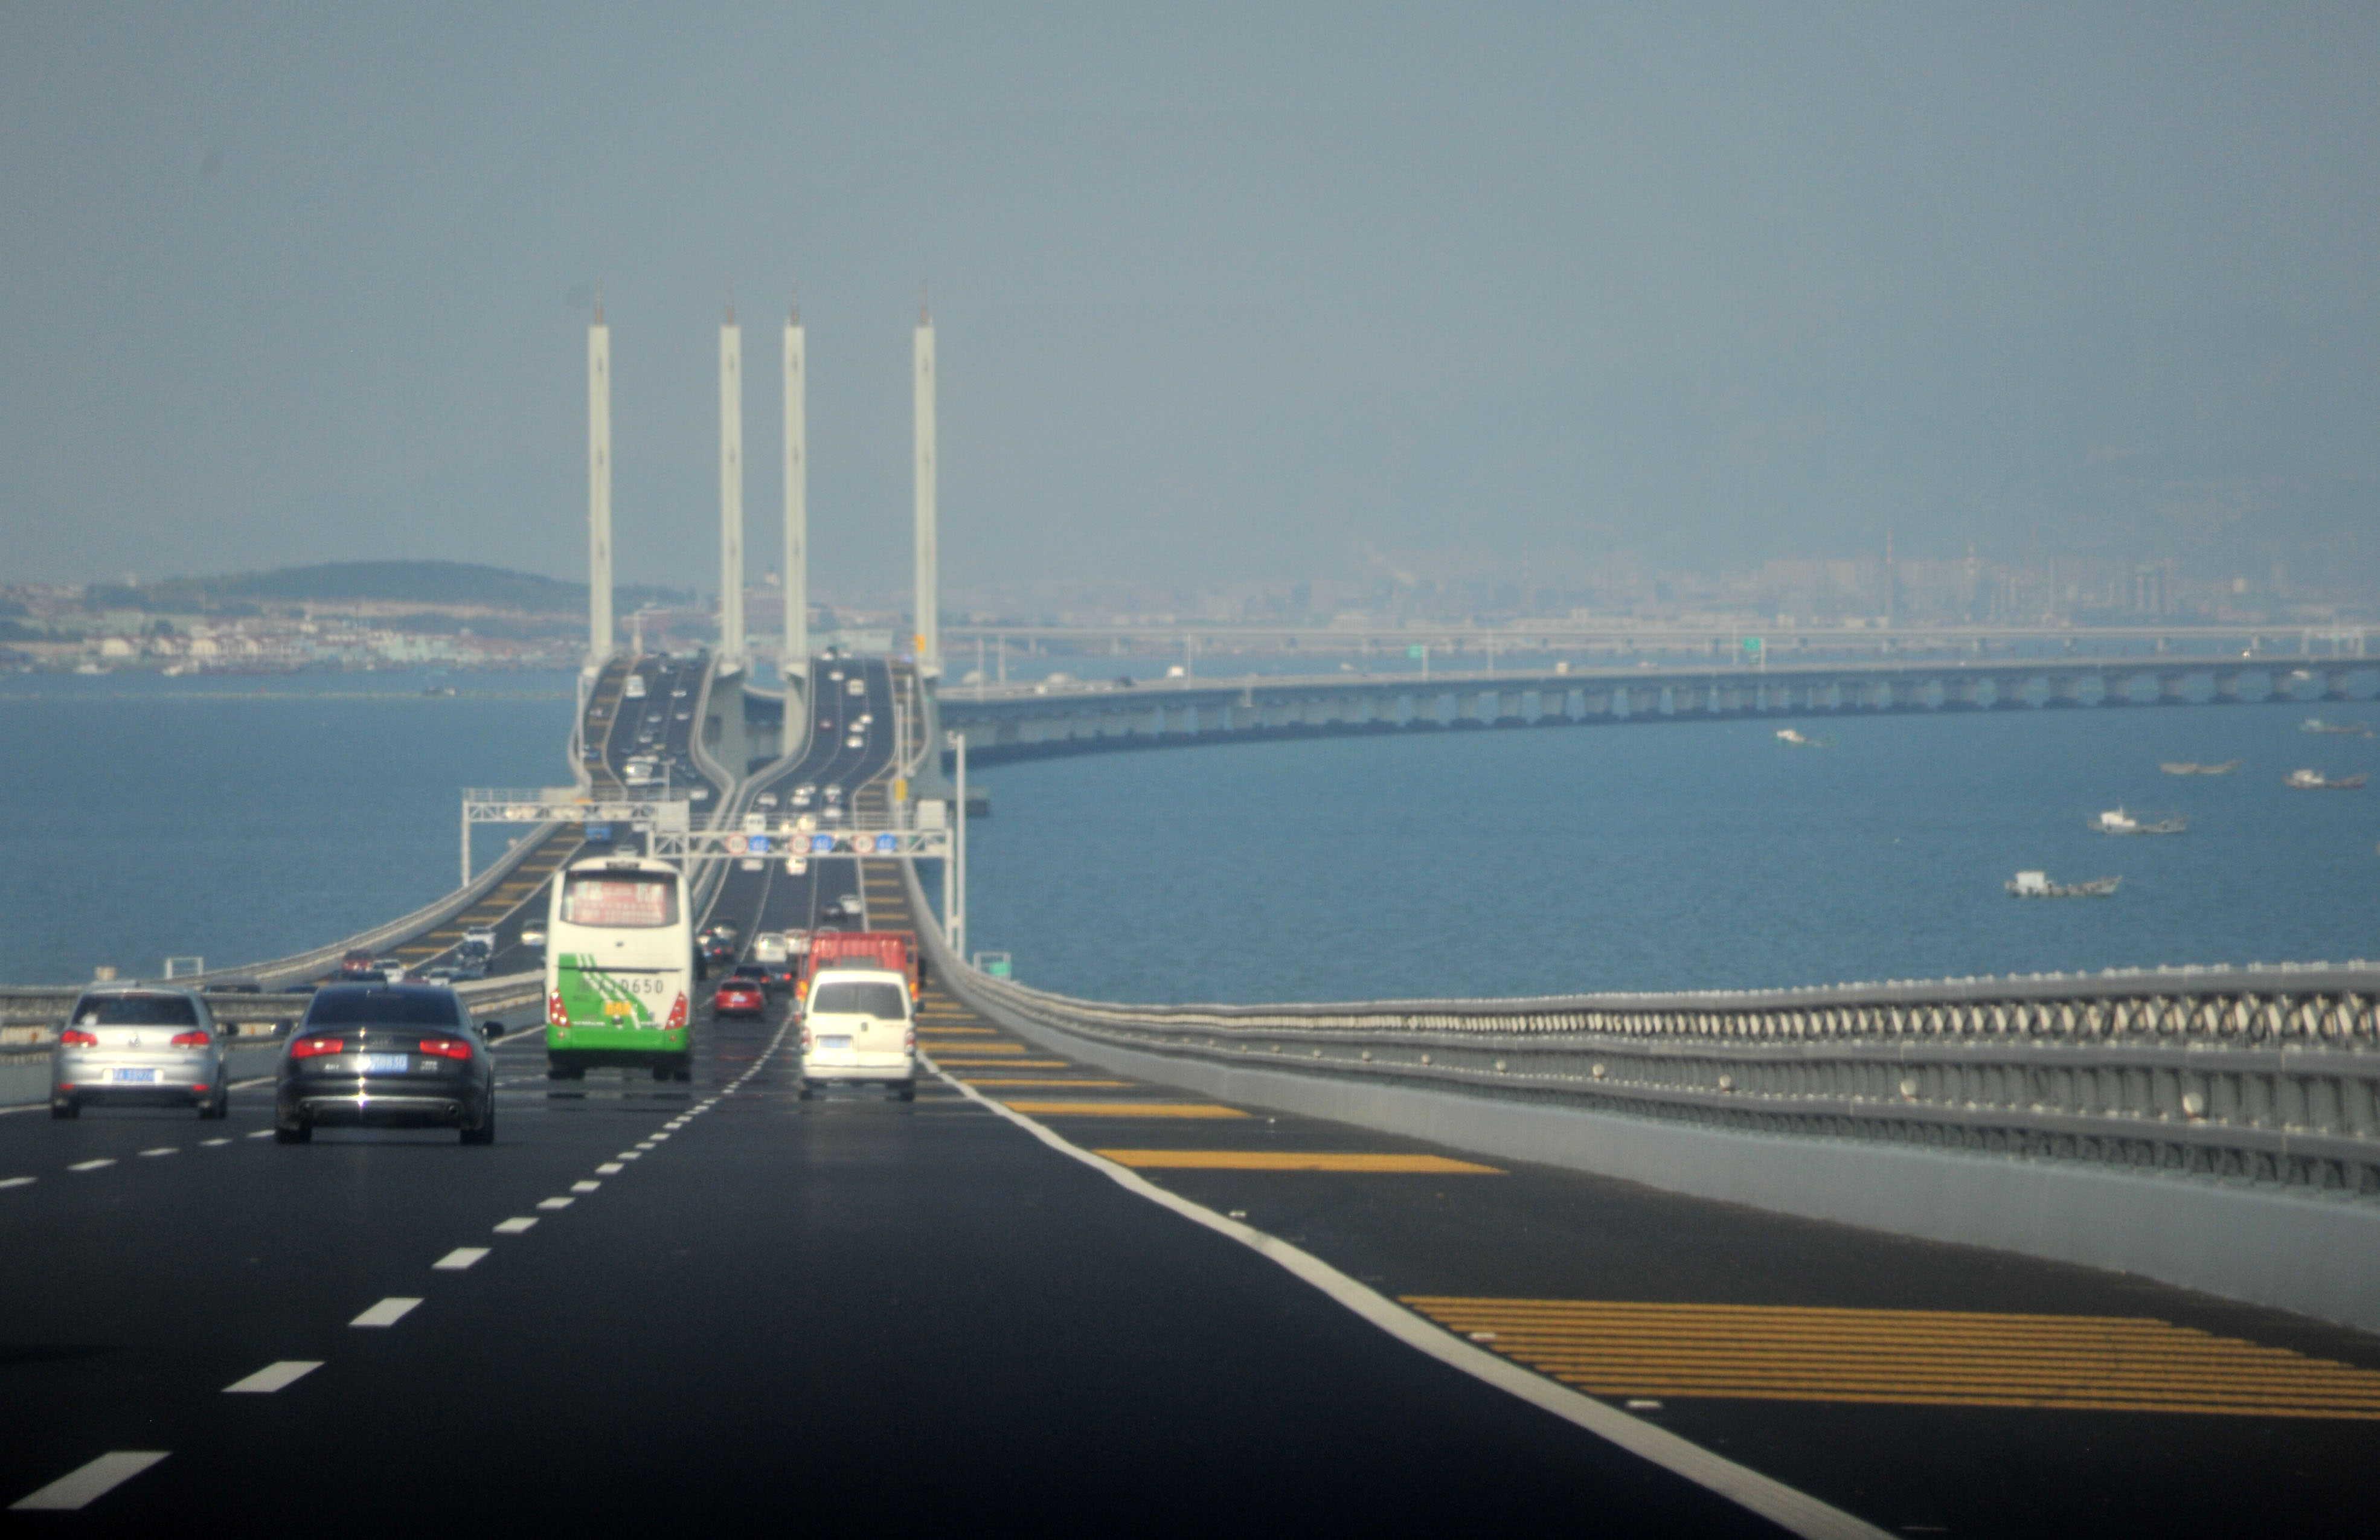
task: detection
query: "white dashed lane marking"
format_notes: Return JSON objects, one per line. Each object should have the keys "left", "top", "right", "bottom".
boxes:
{"left": 595, "top": 1163, "right": 624, "bottom": 1174}
{"left": 493, "top": 1217, "right": 538, "bottom": 1234}
{"left": 537, "top": 1196, "right": 575, "bottom": 1210}
{"left": 569, "top": 1181, "right": 601, "bottom": 1193}
{"left": 349, "top": 1297, "right": 422, "bottom": 1328}
{"left": 10, "top": 1451, "right": 170, "bottom": 1511}
{"left": 0, "top": 1177, "right": 32, "bottom": 1190}
{"left": 224, "top": 1361, "right": 322, "bottom": 1394}
{"left": 138, "top": 1147, "right": 177, "bottom": 1158}
{"left": 245, "top": 1130, "right": 275, "bottom": 1140}
{"left": 67, "top": 1159, "right": 114, "bottom": 1172}
{"left": 433, "top": 1248, "right": 490, "bottom": 1271}
{"left": 199, "top": 1138, "right": 231, "bottom": 1147}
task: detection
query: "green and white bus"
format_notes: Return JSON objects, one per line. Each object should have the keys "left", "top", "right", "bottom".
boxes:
{"left": 544, "top": 855, "right": 695, "bottom": 1081}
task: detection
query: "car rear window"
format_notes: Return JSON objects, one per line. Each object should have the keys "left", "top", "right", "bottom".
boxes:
{"left": 75, "top": 994, "right": 199, "bottom": 1027}
{"left": 809, "top": 981, "right": 907, "bottom": 1019}
{"left": 303, "top": 988, "right": 463, "bottom": 1027}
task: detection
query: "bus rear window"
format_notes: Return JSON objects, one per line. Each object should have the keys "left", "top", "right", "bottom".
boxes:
{"left": 560, "top": 875, "right": 679, "bottom": 928}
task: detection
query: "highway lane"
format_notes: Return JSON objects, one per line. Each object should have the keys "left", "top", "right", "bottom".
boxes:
{"left": 0, "top": 955, "right": 1775, "bottom": 1535}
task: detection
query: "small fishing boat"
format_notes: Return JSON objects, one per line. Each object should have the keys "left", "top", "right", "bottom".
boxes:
{"left": 2302, "top": 719, "right": 2372, "bottom": 736}
{"left": 2007, "top": 871, "right": 2122, "bottom": 898}
{"left": 2094, "top": 807, "right": 2187, "bottom": 835}
{"left": 1775, "top": 729, "right": 1836, "bottom": 747}
{"left": 2285, "top": 769, "right": 2368, "bottom": 790}
{"left": 2160, "top": 760, "right": 2240, "bottom": 775}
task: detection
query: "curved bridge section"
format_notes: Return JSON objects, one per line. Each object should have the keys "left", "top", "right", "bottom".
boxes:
{"left": 938, "top": 656, "right": 2380, "bottom": 765}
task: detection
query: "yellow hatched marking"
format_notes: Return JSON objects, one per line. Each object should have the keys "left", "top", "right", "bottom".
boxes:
{"left": 936, "top": 1059, "right": 1071, "bottom": 1068}
{"left": 1004, "top": 1102, "right": 1248, "bottom": 1119}
{"left": 1096, "top": 1150, "right": 1502, "bottom": 1173}
{"left": 1399, "top": 1298, "right": 2380, "bottom": 1419}
{"left": 959, "top": 1079, "right": 1134, "bottom": 1088}
{"left": 928, "top": 1041, "right": 1027, "bottom": 1053}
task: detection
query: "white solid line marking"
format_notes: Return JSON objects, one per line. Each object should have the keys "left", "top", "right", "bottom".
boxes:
{"left": 11, "top": 1451, "right": 170, "bottom": 1510}
{"left": 569, "top": 1180, "right": 601, "bottom": 1193}
{"left": 224, "top": 1360, "right": 322, "bottom": 1394}
{"left": 594, "top": 1163, "right": 624, "bottom": 1175}
{"left": 0, "top": 1177, "right": 33, "bottom": 1190}
{"left": 348, "top": 1297, "right": 422, "bottom": 1328}
{"left": 932, "top": 1061, "right": 1891, "bottom": 1540}
{"left": 492, "top": 1217, "right": 537, "bottom": 1234}
{"left": 536, "top": 1196, "right": 574, "bottom": 1210}
{"left": 246, "top": 1129, "right": 275, "bottom": 1139}
{"left": 199, "top": 1138, "right": 232, "bottom": 1147}
{"left": 432, "top": 1247, "right": 490, "bottom": 1271}
{"left": 67, "top": 1158, "right": 115, "bottom": 1172}
{"left": 138, "top": 1147, "right": 178, "bottom": 1158}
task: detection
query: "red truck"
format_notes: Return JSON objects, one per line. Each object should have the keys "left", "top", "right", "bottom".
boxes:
{"left": 798, "top": 929, "right": 922, "bottom": 1009}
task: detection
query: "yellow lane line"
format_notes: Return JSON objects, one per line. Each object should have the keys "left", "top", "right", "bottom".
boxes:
{"left": 936, "top": 1059, "right": 1071, "bottom": 1068}
{"left": 1002, "top": 1102, "right": 1249, "bottom": 1119}
{"left": 960, "top": 1079, "right": 1135, "bottom": 1088}
{"left": 1097, "top": 1150, "right": 1503, "bottom": 1173}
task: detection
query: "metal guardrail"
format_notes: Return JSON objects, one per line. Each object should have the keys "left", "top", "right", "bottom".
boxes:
{"left": 903, "top": 885, "right": 2380, "bottom": 1203}
{"left": 0, "top": 972, "right": 545, "bottom": 1053}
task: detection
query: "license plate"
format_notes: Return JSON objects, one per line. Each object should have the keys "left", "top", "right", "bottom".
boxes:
{"left": 359, "top": 1053, "right": 410, "bottom": 1073}
{"left": 819, "top": 1036, "right": 851, "bottom": 1051}
{"left": 107, "top": 1067, "right": 157, "bottom": 1083}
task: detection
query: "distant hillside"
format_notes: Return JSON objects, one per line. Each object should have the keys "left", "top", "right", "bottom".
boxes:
{"left": 85, "top": 561, "right": 693, "bottom": 614}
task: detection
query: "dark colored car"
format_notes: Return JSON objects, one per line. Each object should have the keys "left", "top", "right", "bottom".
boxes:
{"left": 338, "top": 949, "right": 380, "bottom": 981}
{"left": 731, "top": 963, "right": 777, "bottom": 994}
{"left": 712, "top": 978, "right": 766, "bottom": 1018}
{"left": 275, "top": 984, "right": 501, "bottom": 1145}
{"left": 754, "top": 960, "right": 797, "bottom": 993}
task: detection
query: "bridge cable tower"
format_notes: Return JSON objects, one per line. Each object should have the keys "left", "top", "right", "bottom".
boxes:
{"left": 781, "top": 280, "right": 807, "bottom": 683}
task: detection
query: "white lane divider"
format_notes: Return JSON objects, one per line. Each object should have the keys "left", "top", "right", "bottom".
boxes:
{"left": 569, "top": 1180, "right": 601, "bottom": 1193}
{"left": 536, "top": 1196, "right": 575, "bottom": 1210}
{"left": 224, "top": 1361, "right": 322, "bottom": 1394}
{"left": 138, "top": 1147, "right": 178, "bottom": 1158}
{"left": 67, "top": 1158, "right": 115, "bottom": 1172}
{"left": 614, "top": 1152, "right": 641, "bottom": 1161}
{"left": 245, "top": 1129, "right": 275, "bottom": 1140}
{"left": 10, "top": 1451, "right": 170, "bottom": 1511}
{"left": 595, "top": 1162, "right": 624, "bottom": 1174}
{"left": 432, "top": 1248, "right": 490, "bottom": 1271}
{"left": 930, "top": 1059, "right": 1893, "bottom": 1540}
{"left": 348, "top": 1297, "right": 422, "bottom": 1328}
{"left": 493, "top": 1216, "right": 539, "bottom": 1234}
{"left": 0, "top": 1177, "right": 33, "bottom": 1190}
{"left": 199, "top": 1138, "right": 232, "bottom": 1147}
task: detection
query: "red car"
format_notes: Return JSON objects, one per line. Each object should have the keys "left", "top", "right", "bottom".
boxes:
{"left": 712, "top": 978, "right": 766, "bottom": 1018}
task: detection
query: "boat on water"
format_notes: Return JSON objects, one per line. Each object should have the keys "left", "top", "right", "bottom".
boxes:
{"left": 2302, "top": 718, "right": 2373, "bottom": 736}
{"left": 2159, "top": 760, "right": 2241, "bottom": 775}
{"left": 2094, "top": 807, "right": 2187, "bottom": 835}
{"left": 2007, "top": 870, "right": 2121, "bottom": 898}
{"left": 2285, "top": 769, "right": 2368, "bottom": 790}
{"left": 1775, "top": 729, "right": 1836, "bottom": 747}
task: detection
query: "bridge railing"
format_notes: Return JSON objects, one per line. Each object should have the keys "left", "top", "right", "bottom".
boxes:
{"left": 906, "top": 891, "right": 2380, "bottom": 1202}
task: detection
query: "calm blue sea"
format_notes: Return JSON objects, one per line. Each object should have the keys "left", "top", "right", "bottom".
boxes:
{"left": 2, "top": 674, "right": 2373, "bottom": 999}
{"left": 0, "top": 671, "right": 579, "bottom": 986}
{"left": 963, "top": 699, "right": 2380, "bottom": 1003}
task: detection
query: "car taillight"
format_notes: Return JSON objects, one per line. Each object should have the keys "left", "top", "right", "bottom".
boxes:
{"left": 801, "top": 1028, "right": 813, "bottom": 1049}
{"left": 59, "top": 1027, "right": 98, "bottom": 1047}
{"left": 904, "top": 1026, "right": 916, "bottom": 1050}
{"left": 666, "top": 993, "right": 687, "bottom": 1030}
{"left": 290, "top": 1035, "right": 345, "bottom": 1059}
{"left": 548, "top": 991, "right": 568, "bottom": 1027}
{"left": 170, "top": 1030, "right": 212, "bottom": 1047}
{"left": 419, "top": 1038, "right": 472, "bottom": 1060}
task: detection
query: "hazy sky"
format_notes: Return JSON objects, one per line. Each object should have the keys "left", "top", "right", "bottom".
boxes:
{"left": 4, "top": 4, "right": 2375, "bottom": 600}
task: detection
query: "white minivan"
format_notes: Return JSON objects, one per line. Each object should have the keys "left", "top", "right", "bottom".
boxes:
{"left": 798, "top": 967, "right": 916, "bottom": 1100}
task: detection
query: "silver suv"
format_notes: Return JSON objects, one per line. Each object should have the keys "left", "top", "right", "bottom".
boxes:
{"left": 53, "top": 984, "right": 229, "bottom": 1120}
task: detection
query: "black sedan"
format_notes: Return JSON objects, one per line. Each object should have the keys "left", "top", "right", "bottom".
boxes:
{"left": 275, "top": 984, "right": 502, "bottom": 1144}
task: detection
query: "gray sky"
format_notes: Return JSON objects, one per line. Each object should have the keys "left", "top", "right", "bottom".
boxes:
{"left": 4, "top": 3, "right": 2375, "bottom": 600}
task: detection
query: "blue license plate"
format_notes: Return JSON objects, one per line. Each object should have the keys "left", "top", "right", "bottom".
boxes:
{"left": 107, "top": 1067, "right": 158, "bottom": 1083}
{"left": 819, "top": 1036, "right": 851, "bottom": 1051}
{"left": 359, "top": 1053, "right": 410, "bottom": 1073}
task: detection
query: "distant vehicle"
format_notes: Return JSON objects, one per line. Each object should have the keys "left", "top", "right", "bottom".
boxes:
{"left": 339, "top": 949, "right": 380, "bottom": 981}
{"left": 845, "top": 733, "right": 864, "bottom": 749}
{"left": 846, "top": 677, "right": 865, "bottom": 697}
{"left": 739, "top": 858, "right": 764, "bottom": 871}
{"left": 53, "top": 984, "right": 227, "bottom": 1120}
{"left": 731, "top": 963, "right": 773, "bottom": 990}
{"left": 461, "top": 926, "right": 498, "bottom": 954}
{"left": 675, "top": 710, "right": 692, "bottom": 721}
{"left": 823, "top": 784, "right": 844, "bottom": 803}
{"left": 275, "top": 984, "right": 498, "bottom": 1144}
{"left": 757, "top": 792, "right": 778, "bottom": 808}
{"left": 857, "top": 713, "right": 873, "bottom": 726}
{"left": 671, "top": 686, "right": 688, "bottom": 698}
{"left": 798, "top": 969, "right": 915, "bottom": 1100}
{"left": 423, "top": 966, "right": 459, "bottom": 984}
{"left": 820, "top": 803, "right": 845, "bottom": 823}
{"left": 2285, "top": 769, "right": 2368, "bottom": 790}
{"left": 829, "top": 669, "right": 845, "bottom": 682}
{"left": 623, "top": 759, "right": 658, "bottom": 785}
{"left": 784, "top": 856, "right": 808, "bottom": 875}
{"left": 624, "top": 674, "right": 647, "bottom": 699}
{"left": 545, "top": 856, "right": 693, "bottom": 1083}
{"left": 743, "top": 812, "right": 768, "bottom": 833}
{"left": 519, "top": 925, "right": 547, "bottom": 951}
{"left": 712, "top": 977, "right": 766, "bottom": 1019}
{"left": 754, "top": 932, "right": 791, "bottom": 964}
{"left": 690, "top": 787, "right": 711, "bottom": 801}
{"left": 201, "top": 978, "right": 263, "bottom": 994}
{"left": 450, "top": 960, "right": 487, "bottom": 981}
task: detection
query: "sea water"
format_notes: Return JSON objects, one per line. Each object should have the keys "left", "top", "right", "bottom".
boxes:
{"left": 2, "top": 676, "right": 2373, "bottom": 1001}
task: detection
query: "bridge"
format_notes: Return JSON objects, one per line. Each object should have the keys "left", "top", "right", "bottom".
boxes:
{"left": 4, "top": 313, "right": 2377, "bottom": 1536}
